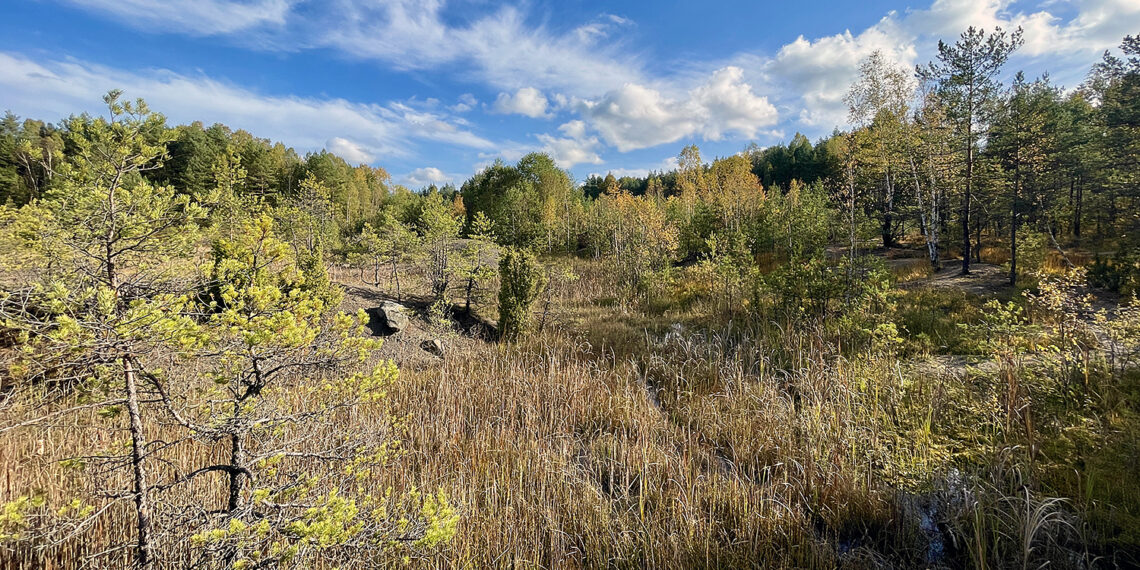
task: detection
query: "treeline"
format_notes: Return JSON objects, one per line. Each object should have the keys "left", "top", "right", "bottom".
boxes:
{"left": 2, "top": 31, "right": 1138, "bottom": 305}
{"left": 580, "top": 31, "right": 1140, "bottom": 289}
{"left": 0, "top": 114, "right": 393, "bottom": 228}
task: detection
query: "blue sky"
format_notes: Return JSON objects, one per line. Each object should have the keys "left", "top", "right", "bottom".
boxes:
{"left": 1, "top": 0, "right": 1138, "bottom": 188}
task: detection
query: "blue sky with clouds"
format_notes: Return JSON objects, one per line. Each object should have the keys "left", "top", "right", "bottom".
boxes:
{"left": 1, "top": 0, "right": 1138, "bottom": 187}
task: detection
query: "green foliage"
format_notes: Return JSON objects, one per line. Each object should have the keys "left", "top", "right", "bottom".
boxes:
{"left": 0, "top": 94, "right": 458, "bottom": 568}
{"left": 347, "top": 212, "right": 418, "bottom": 299}
{"left": 497, "top": 248, "right": 546, "bottom": 341}
{"left": 181, "top": 214, "right": 454, "bottom": 565}
{"left": 276, "top": 173, "right": 339, "bottom": 258}
{"left": 1088, "top": 251, "right": 1140, "bottom": 296}
{"left": 456, "top": 211, "right": 499, "bottom": 313}
{"left": 5, "top": 33, "right": 1140, "bottom": 568}
{"left": 414, "top": 190, "right": 462, "bottom": 301}
{"left": 745, "top": 132, "right": 838, "bottom": 190}
{"left": 755, "top": 256, "right": 898, "bottom": 352}
{"left": 1014, "top": 227, "right": 1047, "bottom": 276}
{"left": 460, "top": 153, "right": 575, "bottom": 249}
{"left": 589, "top": 188, "right": 678, "bottom": 308}
{"left": 760, "top": 179, "right": 835, "bottom": 261}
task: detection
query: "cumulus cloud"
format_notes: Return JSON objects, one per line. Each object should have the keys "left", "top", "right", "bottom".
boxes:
{"left": 764, "top": 22, "right": 916, "bottom": 128}
{"left": 62, "top": 0, "right": 292, "bottom": 35}
{"left": 326, "top": 137, "right": 374, "bottom": 164}
{"left": 895, "top": 0, "right": 1135, "bottom": 54}
{"left": 739, "top": 0, "right": 1140, "bottom": 133}
{"left": 537, "top": 120, "right": 602, "bottom": 168}
{"left": 492, "top": 87, "right": 550, "bottom": 118}
{"left": 0, "top": 52, "right": 493, "bottom": 163}
{"left": 690, "top": 67, "right": 782, "bottom": 139}
{"left": 579, "top": 66, "right": 778, "bottom": 152}
{"left": 450, "top": 93, "right": 478, "bottom": 113}
{"left": 404, "top": 166, "right": 453, "bottom": 186}
{"left": 578, "top": 84, "right": 694, "bottom": 152}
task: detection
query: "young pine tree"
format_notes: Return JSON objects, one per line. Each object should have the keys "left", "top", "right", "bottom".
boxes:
{"left": 0, "top": 91, "right": 205, "bottom": 567}
{"left": 457, "top": 211, "right": 499, "bottom": 315}
{"left": 164, "top": 215, "right": 456, "bottom": 566}
{"left": 497, "top": 248, "right": 546, "bottom": 342}
{"left": 348, "top": 212, "right": 417, "bottom": 301}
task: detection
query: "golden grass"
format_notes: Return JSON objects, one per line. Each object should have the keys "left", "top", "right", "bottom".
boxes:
{"left": 2, "top": 255, "right": 1138, "bottom": 568}
{"left": 889, "top": 258, "right": 935, "bottom": 283}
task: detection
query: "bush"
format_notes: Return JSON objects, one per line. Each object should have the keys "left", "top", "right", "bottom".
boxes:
{"left": 1015, "top": 227, "right": 1047, "bottom": 277}
{"left": 498, "top": 249, "right": 546, "bottom": 341}
{"left": 1088, "top": 251, "right": 1140, "bottom": 296}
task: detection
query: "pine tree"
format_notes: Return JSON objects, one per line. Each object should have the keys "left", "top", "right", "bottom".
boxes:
{"left": 920, "top": 26, "right": 1023, "bottom": 274}
{"left": 497, "top": 249, "right": 546, "bottom": 341}
{"left": 0, "top": 91, "right": 205, "bottom": 567}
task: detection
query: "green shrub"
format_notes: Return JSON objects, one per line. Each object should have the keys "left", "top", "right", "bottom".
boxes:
{"left": 498, "top": 248, "right": 546, "bottom": 341}
{"left": 1088, "top": 251, "right": 1140, "bottom": 296}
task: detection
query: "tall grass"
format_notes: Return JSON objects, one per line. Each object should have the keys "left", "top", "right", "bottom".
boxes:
{"left": 2, "top": 257, "right": 1138, "bottom": 568}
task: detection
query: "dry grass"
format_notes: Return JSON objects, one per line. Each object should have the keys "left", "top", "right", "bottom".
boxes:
{"left": 2, "top": 256, "right": 1138, "bottom": 568}
{"left": 889, "top": 258, "right": 935, "bottom": 283}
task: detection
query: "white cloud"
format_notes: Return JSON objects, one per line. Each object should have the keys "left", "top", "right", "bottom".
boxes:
{"left": 897, "top": 0, "right": 1140, "bottom": 58}
{"left": 468, "top": 119, "right": 603, "bottom": 170}
{"left": 0, "top": 52, "right": 493, "bottom": 163}
{"left": 903, "top": 0, "right": 1012, "bottom": 39}
{"left": 381, "top": 102, "right": 495, "bottom": 149}
{"left": 54, "top": 0, "right": 643, "bottom": 96}
{"left": 326, "top": 137, "right": 373, "bottom": 164}
{"left": 492, "top": 87, "right": 550, "bottom": 118}
{"left": 573, "top": 13, "right": 633, "bottom": 43}
{"left": 39, "top": 0, "right": 1140, "bottom": 166}
{"left": 765, "top": 23, "right": 916, "bottom": 129}
{"left": 63, "top": 0, "right": 292, "bottom": 35}
{"left": 308, "top": 1, "right": 642, "bottom": 96}
{"left": 559, "top": 119, "right": 588, "bottom": 140}
{"left": 450, "top": 93, "right": 478, "bottom": 113}
{"left": 689, "top": 67, "right": 781, "bottom": 139}
{"left": 587, "top": 156, "right": 678, "bottom": 180}
{"left": 404, "top": 166, "right": 453, "bottom": 186}
{"left": 537, "top": 120, "right": 602, "bottom": 168}
{"left": 1058, "top": 0, "right": 1140, "bottom": 53}
{"left": 476, "top": 144, "right": 531, "bottom": 166}
{"left": 579, "top": 66, "right": 778, "bottom": 152}
{"left": 588, "top": 168, "right": 647, "bottom": 179}
{"left": 579, "top": 83, "right": 696, "bottom": 152}
{"left": 747, "top": 0, "right": 1140, "bottom": 133}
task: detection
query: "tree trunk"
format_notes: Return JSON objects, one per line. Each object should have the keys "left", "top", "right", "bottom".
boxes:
{"left": 227, "top": 432, "right": 246, "bottom": 513}
{"left": 882, "top": 167, "right": 896, "bottom": 248}
{"left": 962, "top": 127, "right": 973, "bottom": 275}
{"left": 222, "top": 427, "right": 247, "bottom": 566}
{"left": 1010, "top": 169, "right": 1019, "bottom": 286}
{"left": 912, "top": 157, "right": 940, "bottom": 271}
{"left": 974, "top": 212, "right": 983, "bottom": 264}
{"left": 1072, "top": 178, "right": 1082, "bottom": 240}
{"left": 465, "top": 277, "right": 475, "bottom": 314}
{"left": 391, "top": 257, "right": 402, "bottom": 302}
{"left": 123, "top": 357, "right": 153, "bottom": 568}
